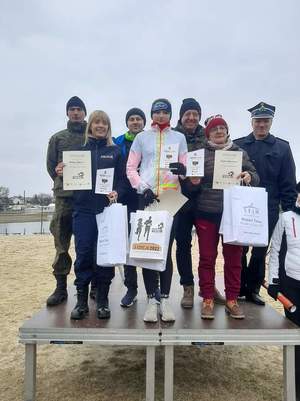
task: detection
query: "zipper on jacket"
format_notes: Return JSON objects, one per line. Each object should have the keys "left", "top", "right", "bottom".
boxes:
{"left": 292, "top": 217, "right": 297, "bottom": 238}
{"left": 156, "top": 130, "right": 162, "bottom": 197}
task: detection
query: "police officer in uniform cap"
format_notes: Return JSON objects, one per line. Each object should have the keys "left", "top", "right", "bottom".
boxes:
{"left": 234, "top": 102, "right": 297, "bottom": 305}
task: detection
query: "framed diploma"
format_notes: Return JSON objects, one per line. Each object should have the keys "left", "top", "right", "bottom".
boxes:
{"left": 62, "top": 151, "right": 92, "bottom": 190}
{"left": 160, "top": 143, "right": 179, "bottom": 169}
{"left": 186, "top": 149, "right": 204, "bottom": 177}
{"left": 212, "top": 150, "right": 242, "bottom": 189}
{"left": 95, "top": 168, "right": 114, "bottom": 194}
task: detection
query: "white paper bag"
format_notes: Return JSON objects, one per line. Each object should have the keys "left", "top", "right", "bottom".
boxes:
{"left": 96, "top": 203, "right": 128, "bottom": 266}
{"left": 221, "top": 186, "right": 268, "bottom": 247}
{"left": 128, "top": 210, "right": 173, "bottom": 271}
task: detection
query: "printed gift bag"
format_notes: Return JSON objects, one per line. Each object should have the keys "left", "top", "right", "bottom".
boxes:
{"left": 127, "top": 210, "right": 173, "bottom": 271}
{"left": 221, "top": 186, "right": 268, "bottom": 247}
{"left": 96, "top": 203, "right": 128, "bottom": 266}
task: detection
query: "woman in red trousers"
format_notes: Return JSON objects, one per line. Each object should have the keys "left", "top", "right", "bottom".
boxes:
{"left": 181, "top": 116, "right": 259, "bottom": 320}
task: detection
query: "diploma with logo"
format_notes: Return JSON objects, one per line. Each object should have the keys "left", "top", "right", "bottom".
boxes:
{"left": 212, "top": 150, "right": 242, "bottom": 189}
{"left": 63, "top": 151, "right": 92, "bottom": 190}
{"left": 160, "top": 143, "right": 179, "bottom": 169}
{"left": 95, "top": 168, "right": 114, "bottom": 194}
{"left": 186, "top": 149, "right": 204, "bottom": 177}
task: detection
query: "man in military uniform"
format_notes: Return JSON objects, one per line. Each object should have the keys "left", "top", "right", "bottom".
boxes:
{"left": 174, "top": 98, "right": 225, "bottom": 308}
{"left": 46, "top": 96, "right": 88, "bottom": 306}
{"left": 234, "top": 102, "right": 297, "bottom": 305}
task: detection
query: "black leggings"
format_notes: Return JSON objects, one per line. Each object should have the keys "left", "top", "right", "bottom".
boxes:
{"left": 142, "top": 224, "right": 175, "bottom": 296}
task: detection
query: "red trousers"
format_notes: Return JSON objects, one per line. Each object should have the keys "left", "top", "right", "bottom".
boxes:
{"left": 195, "top": 218, "right": 242, "bottom": 300}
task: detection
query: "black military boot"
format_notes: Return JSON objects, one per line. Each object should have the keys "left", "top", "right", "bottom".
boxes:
{"left": 70, "top": 287, "right": 89, "bottom": 320}
{"left": 245, "top": 287, "right": 265, "bottom": 306}
{"left": 46, "top": 275, "right": 68, "bottom": 306}
{"left": 97, "top": 284, "right": 111, "bottom": 319}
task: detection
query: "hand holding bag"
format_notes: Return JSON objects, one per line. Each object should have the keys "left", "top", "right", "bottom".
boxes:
{"left": 96, "top": 203, "right": 128, "bottom": 266}
{"left": 221, "top": 186, "right": 268, "bottom": 247}
{"left": 128, "top": 210, "right": 173, "bottom": 271}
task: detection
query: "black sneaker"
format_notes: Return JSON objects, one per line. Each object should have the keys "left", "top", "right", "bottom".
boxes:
{"left": 120, "top": 289, "right": 137, "bottom": 307}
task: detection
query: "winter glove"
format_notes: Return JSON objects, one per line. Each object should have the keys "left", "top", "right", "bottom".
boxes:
{"left": 143, "top": 189, "right": 159, "bottom": 207}
{"left": 169, "top": 162, "right": 186, "bottom": 176}
{"left": 267, "top": 284, "right": 280, "bottom": 300}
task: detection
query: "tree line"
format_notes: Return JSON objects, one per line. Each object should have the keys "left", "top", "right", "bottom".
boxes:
{"left": 0, "top": 186, "right": 53, "bottom": 212}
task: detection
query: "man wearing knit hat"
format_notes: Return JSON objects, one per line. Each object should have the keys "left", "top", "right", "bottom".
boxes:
{"left": 113, "top": 107, "right": 146, "bottom": 307}
{"left": 173, "top": 99, "right": 225, "bottom": 308}
{"left": 234, "top": 102, "right": 297, "bottom": 305}
{"left": 46, "top": 96, "right": 88, "bottom": 307}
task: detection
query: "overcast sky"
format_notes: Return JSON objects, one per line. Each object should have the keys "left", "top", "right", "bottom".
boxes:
{"left": 1, "top": 0, "right": 299, "bottom": 196}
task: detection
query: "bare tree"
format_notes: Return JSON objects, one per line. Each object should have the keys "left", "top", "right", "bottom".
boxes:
{"left": 29, "top": 193, "right": 53, "bottom": 206}
{"left": 0, "top": 186, "right": 9, "bottom": 211}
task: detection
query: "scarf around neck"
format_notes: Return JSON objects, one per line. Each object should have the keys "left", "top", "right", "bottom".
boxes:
{"left": 151, "top": 121, "right": 170, "bottom": 132}
{"left": 207, "top": 137, "right": 233, "bottom": 150}
{"left": 125, "top": 131, "right": 136, "bottom": 142}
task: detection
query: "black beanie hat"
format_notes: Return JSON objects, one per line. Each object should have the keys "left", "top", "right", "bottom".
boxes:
{"left": 151, "top": 98, "right": 172, "bottom": 117}
{"left": 66, "top": 96, "right": 87, "bottom": 116}
{"left": 126, "top": 108, "right": 146, "bottom": 127}
{"left": 179, "top": 98, "right": 201, "bottom": 122}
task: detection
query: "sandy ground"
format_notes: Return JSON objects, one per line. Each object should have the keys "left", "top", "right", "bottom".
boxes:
{"left": 0, "top": 235, "right": 285, "bottom": 401}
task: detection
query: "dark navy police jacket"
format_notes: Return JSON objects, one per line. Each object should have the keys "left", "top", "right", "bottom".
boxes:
{"left": 73, "top": 137, "right": 126, "bottom": 214}
{"left": 234, "top": 132, "right": 297, "bottom": 214}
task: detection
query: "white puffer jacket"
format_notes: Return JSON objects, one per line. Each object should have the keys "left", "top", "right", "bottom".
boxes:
{"left": 268, "top": 210, "right": 300, "bottom": 284}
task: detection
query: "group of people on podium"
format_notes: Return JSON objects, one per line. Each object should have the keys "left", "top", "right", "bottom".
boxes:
{"left": 46, "top": 95, "right": 299, "bottom": 397}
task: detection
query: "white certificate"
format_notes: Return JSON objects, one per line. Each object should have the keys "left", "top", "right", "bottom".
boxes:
{"left": 160, "top": 143, "right": 179, "bottom": 169}
{"left": 95, "top": 168, "right": 114, "bottom": 194}
{"left": 186, "top": 149, "right": 204, "bottom": 177}
{"left": 63, "top": 151, "right": 92, "bottom": 190}
{"left": 212, "top": 150, "right": 242, "bottom": 189}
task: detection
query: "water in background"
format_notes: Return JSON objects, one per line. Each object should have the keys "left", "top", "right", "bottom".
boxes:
{"left": 0, "top": 221, "right": 50, "bottom": 235}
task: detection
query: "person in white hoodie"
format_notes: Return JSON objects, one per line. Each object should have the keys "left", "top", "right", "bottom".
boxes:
{"left": 268, "top": 181, "right": 300, "bottom": 401}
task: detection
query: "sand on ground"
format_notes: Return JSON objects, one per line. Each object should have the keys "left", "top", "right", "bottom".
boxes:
{"left": 0, "top": 235, "right": 284, "bottom": 401}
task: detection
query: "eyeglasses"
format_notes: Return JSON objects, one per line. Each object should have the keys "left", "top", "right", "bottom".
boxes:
{"left": 204, "top": 114, "right": 223, "bottom": 126}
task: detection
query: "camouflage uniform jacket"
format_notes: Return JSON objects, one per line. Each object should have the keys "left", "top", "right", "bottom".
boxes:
{"left": 174, "top": 122, "right": 206, "bottom": 212}
{"left": 174, "top": 122, "right": 206, "bottom": 151}
{"left": 47, "top": 121, "right": 87, "bottom": 197}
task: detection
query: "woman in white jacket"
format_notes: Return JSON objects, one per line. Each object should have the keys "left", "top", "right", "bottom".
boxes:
{"left": 268, "top": 181, "right": 300, "bottom": 400}
{"left": 127, "top": 98, "right": 187, "bottom": 323}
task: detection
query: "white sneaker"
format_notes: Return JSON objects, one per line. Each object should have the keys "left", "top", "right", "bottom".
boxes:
{"left": 143, "top": 298, "right": 158, "bottom": 322}
{"left": 160, "top": 298, "right": 175, "bottom": 322}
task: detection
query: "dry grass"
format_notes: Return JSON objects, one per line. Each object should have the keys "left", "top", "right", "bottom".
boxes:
{"left": 0, "top": 235, "right": 284, "bottom": 401}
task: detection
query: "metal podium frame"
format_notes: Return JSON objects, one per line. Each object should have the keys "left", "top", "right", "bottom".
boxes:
{"left": 19, "top": 280, "right": 300, "bottom": 401}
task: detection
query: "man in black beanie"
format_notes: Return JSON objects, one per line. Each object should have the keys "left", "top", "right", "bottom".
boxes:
{"left": 174, "top": 98, "right": 225, "bottom": 308}
{"left": 113, "top": 107, "right": 146, "bottom": 307}
{"left": 46, "top": 96, "right": 89, "bottom": 306}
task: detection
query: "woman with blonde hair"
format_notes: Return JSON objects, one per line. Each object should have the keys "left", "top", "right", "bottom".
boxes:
{"left": 61, "top": 110, "right": 126, "bottom": 320}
